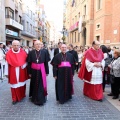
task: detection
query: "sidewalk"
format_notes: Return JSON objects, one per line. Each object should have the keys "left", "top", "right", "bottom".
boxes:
{"left": 104, "top": 85, "right": 120, "bottom": 111}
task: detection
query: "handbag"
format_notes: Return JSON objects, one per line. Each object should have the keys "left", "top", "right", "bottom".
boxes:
{"left": 105, "top": 54, "right": 113, "bottom": 67}
{"left": 109, "top": 62, "right": 115, "bottom": 84}
{"left": 109, "top": 74, "right": 115, "bottom": 84}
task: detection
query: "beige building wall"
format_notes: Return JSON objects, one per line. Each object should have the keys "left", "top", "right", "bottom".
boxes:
{"left": 0, "top": 0, "right": 5, "bottom": 43}
{"left": 46, "top": 21, "right": 51, "bottom": 44}
{"left": 65, "top": 0, "right": 94, "bottom": 47}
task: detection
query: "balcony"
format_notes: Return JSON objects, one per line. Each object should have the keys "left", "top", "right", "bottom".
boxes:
{"left": 6, "top": 18, "right": 23, "bottom": 30}
{"left": 6, "top": 15, "right": 14, "bottom": 19}
{"left": 21, "top": 30, "right": 36, "bottom": 38}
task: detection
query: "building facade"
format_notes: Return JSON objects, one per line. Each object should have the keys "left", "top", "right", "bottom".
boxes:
{"left": 5, "top": 0, "right": 23, "bottom": 45}
{"left": 35, "top": 2, "right": 43, "bottom": 43}
{"left": 94, "top": 0, "right": 120, "bottom": 47}
{"left": 46, "top": 21, "right": 50, "bottom": 45}
{"left": 21, "top": 0, "right": 37, "bottom": 47}
{"left": 65, "top": 0, "right": 120, "bottom": 47}
{"left": 0, "top": 0, "right": 5, "bottom": 43}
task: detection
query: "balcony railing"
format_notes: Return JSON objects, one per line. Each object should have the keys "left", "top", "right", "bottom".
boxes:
{"left": 5, "top": 15, "right": 14, "bottom": 19}
{"left": 15, "top": 19, "right": 18, "bottom": 22}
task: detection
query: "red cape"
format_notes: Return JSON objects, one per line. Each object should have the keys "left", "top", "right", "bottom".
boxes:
{"left": 78, "top": 48, "right": 104, "bottom": 81}
{"left": 6, "top": 48, "right": 27, "bottom": 67}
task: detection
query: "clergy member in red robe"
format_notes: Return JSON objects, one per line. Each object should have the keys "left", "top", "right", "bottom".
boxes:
{"left": 78, "top": 40, "right": 105, "bottom": 101}
{"left": 5, "top": 40, "right": 28, "bottom": 105}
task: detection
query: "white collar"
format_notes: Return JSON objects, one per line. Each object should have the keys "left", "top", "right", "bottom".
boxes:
{"left": 12, "top": 48, "right": 20, "bottom": 53}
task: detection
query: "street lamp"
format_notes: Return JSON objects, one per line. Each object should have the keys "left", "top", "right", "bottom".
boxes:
{"left": 62, "top": 26, "right": 67, "bottom": 43}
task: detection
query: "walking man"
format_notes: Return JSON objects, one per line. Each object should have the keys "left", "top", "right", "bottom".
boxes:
{"left": 27, "top": 40, "right": 49, "bottom": 106}
{"left": 51, "top": 44, "right": 75, "bottom": 104}
{"left": 5, "top": 40, "right": 28, "bottom": 105}
{"left": 78, "top": 40, "right": 105, "bottom": 101}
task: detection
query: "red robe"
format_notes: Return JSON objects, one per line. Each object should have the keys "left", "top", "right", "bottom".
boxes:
{"left": 6, "top": 48, "right": 28, "bottom": 102}
{"left": 78, "top": 48, "right": 104, "bottom": 100}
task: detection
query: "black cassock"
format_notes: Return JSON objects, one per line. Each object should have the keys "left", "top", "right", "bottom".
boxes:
{"left": 27, "top": 49, "right": 49, "bottom": 105}
{"left": 51, "top": 52, "right": 75, "bottom": 104}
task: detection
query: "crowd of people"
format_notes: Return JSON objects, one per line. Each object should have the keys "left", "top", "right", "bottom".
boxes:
{"left": 0, "top": 39, "right": 120, "bottom": 106}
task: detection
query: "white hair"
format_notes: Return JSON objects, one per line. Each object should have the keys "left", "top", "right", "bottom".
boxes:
{"left": 12, "top": 40, "right": 20, "bottom": 45}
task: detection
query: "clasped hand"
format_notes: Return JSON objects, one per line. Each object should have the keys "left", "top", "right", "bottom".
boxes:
{"left": 94, "top": 62, "right": 102, "bottom": 68}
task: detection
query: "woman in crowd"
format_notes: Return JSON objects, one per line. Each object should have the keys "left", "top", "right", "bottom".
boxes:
{"left": 100, "top": 45, "right": 109, "bottom": 92}
{"left": 108, "top": 49, "right": 120, "bottom": 99}
{"left": 76, "top": 49, "right": 83, "bottom": 73}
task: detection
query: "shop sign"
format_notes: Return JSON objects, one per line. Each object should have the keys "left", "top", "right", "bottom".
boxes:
{"left": 6, "top": 29, "right": 18, "bottom": 37}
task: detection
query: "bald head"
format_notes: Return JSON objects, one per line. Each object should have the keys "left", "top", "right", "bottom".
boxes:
{"left": 61, "top": 44, "right": 67, "bottom": 53}
{"left": 92, "top": 40, "right": 100, "bottom": 50}
{"left": 12, "top": 40, "right": 20, "bottom": 45}
{"left": 12, "top": 40, "right": 20, "bottom": 52}
{"left": 34, "top": 40, "right": 42, "bottom": 51}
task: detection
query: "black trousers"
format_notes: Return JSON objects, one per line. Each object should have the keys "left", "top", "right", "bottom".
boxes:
{"left": 112, "top": 77, "right": 120, "bottom": 97}
{"left": 76, "top": 62, "right": 81, "bottom": 72}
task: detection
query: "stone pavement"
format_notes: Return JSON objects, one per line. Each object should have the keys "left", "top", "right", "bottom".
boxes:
{"left": 0, "top": 64, "right": 120, "bottom": 120}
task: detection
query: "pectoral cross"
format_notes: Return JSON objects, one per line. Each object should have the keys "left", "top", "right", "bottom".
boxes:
{"left": 36, "top": 59, "right": 39, "bottom": 63}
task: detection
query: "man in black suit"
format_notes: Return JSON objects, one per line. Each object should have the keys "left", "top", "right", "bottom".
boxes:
{"left": 68, "top": 44, "right": 78, "bottom": 72}
{"left": 54, "top": 42, "right": 62, "bottom": 56}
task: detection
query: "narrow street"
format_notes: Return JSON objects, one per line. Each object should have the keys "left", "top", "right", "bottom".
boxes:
{"left": 0, "top": 56, "right": 120, "bottom": 120}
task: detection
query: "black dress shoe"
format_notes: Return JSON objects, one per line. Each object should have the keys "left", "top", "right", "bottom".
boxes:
{"left": 107, "top": 93, "right": 113, "bottom": 96}
{"left": 98, "top": 99, "right": 103, "bottom": 102}
{"left": 12, "top": 101, "right": 17, "bottom": 105}
{"left": 112, "top": 96, "right": 118, "bottom": 99}
{"left": 59, "top": 101, "right": 64, "bottom": 104}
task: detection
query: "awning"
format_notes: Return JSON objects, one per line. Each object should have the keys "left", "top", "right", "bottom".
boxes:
{"left": 6, "top": 34, "right": 22, "bottom": 40}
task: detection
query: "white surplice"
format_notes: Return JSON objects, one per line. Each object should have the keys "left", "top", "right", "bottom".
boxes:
{"left": 84, "top": 59, "right": 105, "bottom": 84}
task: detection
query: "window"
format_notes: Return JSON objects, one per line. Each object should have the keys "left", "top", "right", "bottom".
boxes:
{"left": 75, "top": 0, "right": 77, "bottom": 7}
{"left": 5, "top": 7, "right": 14, "bottom": 19}
{"left": 96, "top": 23, "right": 100, "bottom": 30}
{"left": 96, "top": 36, "right": 100, "bottom": 41}
{"left": 84, "top": 5, "right": 86, "bottom": 15}
{"left": 30, "top": 10, "right": 32, "bottom": 19}
{"left": 97, "top": 0, "right": 102, "bottom": 10}
{"left": 19, "top": 15, "right": 22, "bottom": 24}
{"left": 33, "top": 13, "right": 35, "bottom": 21}
{"left": 26, "top": 22, "right": 29, "bottom": 32}
{"left": 72, "top": 33, "right": 73, "bottom": 43}
{"left": 15, "top": 10, "right": 18, "bottom": 22}
{"left": 30, "top": 24, "right": 32, "bottom": 33}
{"left": 75, "top": 15, "right": 77, "bottom": 22}
{"left": 78, "top": 12, "right": 80, "bottom": 18}
{"left": 33, "top": 26, "right": 35, "bottom": 35}
{"left": 78, "top": 33, "right": 80, "bottom": 42}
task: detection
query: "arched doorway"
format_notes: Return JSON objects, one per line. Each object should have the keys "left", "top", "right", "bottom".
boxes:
{"left": 82, "top": 27, "right": 86, "bottom": 46}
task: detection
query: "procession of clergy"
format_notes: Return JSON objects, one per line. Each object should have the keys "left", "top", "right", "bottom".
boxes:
{"left": 4, "top": 39, "right": 105, "bottom": 105}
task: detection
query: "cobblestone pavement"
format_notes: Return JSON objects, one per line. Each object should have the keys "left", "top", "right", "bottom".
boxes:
{"left": 0, "top": 63, "right": 120, "bottom": 120}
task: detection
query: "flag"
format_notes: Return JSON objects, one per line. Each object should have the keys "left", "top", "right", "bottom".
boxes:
{"left": 71, "top": 0, "right": 75, "bottom": 7}
{"left": 78, "top": 16, "right": 82, "bottom": 33}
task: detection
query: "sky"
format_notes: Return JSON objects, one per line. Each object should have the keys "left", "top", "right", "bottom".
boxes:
{"left": 40, "top": 0, "right": 63, "bottom": 31}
